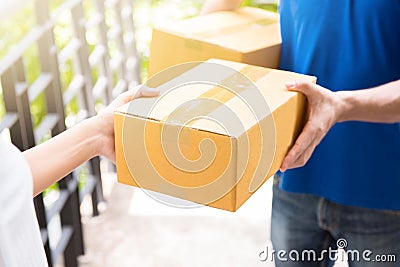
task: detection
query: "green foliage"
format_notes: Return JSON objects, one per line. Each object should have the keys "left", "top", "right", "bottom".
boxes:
{"left": 0, "top": 3, "right": 35, "bottom": 119}
{"left": 134, "top": 0, "right": 204, "bottom": 81}
{"left": 0, "top": 1, "right": 79, "bottom": 126}
{"left": 241, "top": 0, "right": 278, "bottom": 12}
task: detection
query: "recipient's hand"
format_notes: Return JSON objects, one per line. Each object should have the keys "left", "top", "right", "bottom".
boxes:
{"left": 91, "top": 86, "right": 159, "bottom": 162}
{"left": 280, "top": 81, "right": 345, "bottom": 172}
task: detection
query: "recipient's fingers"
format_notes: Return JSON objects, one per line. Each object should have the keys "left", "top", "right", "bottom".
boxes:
{"left": 132, "top": 85, "right": 160, "bottom": 99}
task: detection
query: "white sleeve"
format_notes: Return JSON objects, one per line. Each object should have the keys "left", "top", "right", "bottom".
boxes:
{"left": 0, "top": 136, "right": 48, "bottom": 267}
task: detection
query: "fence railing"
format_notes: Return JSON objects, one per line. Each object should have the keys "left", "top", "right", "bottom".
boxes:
{"left": 0, "top": 0, "right": 140, "bottom": 266}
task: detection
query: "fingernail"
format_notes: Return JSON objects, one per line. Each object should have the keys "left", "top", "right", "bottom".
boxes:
{"left": 285, "top": 81, "right": 297, "bottom": 89}
{"left": 280, "top": 162, "right": 287, "bottom": 172}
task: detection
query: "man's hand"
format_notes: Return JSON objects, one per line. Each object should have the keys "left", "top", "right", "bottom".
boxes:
{"left": 280, "top": 81, "right": 345, "bottom": 172}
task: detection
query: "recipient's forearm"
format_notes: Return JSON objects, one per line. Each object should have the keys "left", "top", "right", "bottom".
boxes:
{"left": 23, "top": 118, "right": 102, "bottom": 196}
{"left": 201, "top": 0, "right": 242, "bottom": 14}
{"left": 337, "top": 79, "right": 400, "bottom": 123}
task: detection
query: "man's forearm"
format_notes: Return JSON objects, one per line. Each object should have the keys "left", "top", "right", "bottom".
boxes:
{"left": 201, "top": 0, "right": 242, "bottom": 14}
{"left": 337, "top": 79, "right": 400, "bottom": 123}
{"left": 23, "top": 117, "right": 103, "bottom": 196}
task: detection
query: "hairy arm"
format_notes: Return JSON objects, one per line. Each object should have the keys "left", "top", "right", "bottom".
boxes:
{"left": 280, "top": 79, "right": 400, "bottom": 171}
{"left": 337, "top": 80, "right": 400, "bottom": 123}
{"left": 201, "top": 0, "right": 243, "bottom": 14}
{"left": 23, "top": 87, "right": 159, "bottom": 196}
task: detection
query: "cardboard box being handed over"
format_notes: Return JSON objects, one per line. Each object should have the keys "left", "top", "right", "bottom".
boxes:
{"left": 115, "top": 59, "right": 316, "bottom": 212}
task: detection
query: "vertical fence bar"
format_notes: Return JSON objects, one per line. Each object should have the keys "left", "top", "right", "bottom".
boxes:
{"left": 93, "top": 0, "right": 114, "bottom": 103}
{"left": 122, "top": 0, "right": 141, "bottom": 85}
{"left": 70, "top": 2, "right": 96, "bottom": 117}
{"left": 1, "top": 68, "right": 26, "bottom": 150}
{"left": 35, "top": 0, "right": 84, "bottom": 265}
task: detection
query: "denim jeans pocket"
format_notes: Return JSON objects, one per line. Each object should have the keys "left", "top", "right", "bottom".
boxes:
{"left": 379, "top": 209, "right": 400, "bottom": 217}
{"left": 340, "top": 204, "right": 400, "bottom": 234}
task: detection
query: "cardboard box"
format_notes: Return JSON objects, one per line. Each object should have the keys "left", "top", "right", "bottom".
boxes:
{"left": 148, "top": 7, "right": 281, "bottom": 77}
{"left": 115, "top": 59, "right": 316, "bottom": 212}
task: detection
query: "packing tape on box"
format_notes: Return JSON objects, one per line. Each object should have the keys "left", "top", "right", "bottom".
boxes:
{"left": 159, "top": 64, "right": 272, "bottom": 127}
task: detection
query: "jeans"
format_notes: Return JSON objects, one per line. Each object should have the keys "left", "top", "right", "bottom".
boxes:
{"left": 271, "top": 175, "right": 400, "bottom": 267}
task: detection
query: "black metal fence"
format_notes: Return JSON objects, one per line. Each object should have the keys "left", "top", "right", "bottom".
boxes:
{"left": 0, "top": 0, "right": 140, "bottom": 266}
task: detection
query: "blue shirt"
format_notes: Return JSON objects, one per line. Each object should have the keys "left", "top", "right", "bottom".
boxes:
{"left": 279, "top": 0, "right": 400, "bottom": 210}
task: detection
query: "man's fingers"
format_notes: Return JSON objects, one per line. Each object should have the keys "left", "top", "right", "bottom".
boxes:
{"left": 280, "top": 144, "right": 302, "bottom": 172}
{"left": 280, "top": 137, "right": 316, "bottom": 172}
{"left": 280, "top": 119, "right": 329, "bottom": 172}
{"left": 280, "top": 81, "right": 337, "bottom": 172}
{"left": 280, "top": 121, "right": 319, "bottom": 171}
{"left": 285, "top": 80, "right": 323, "bottom": 99}
{"left": 281, "top": 144, "right": 316, "bottom": 171}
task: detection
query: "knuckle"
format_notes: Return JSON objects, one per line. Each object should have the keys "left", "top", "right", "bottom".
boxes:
{"left": 315, "top": 125, "right": 325, "bottom": 135}
{"left": 299, "top": 155, "right": 307, "bottom": 166}
{"left": 295, "top": 157, "right": 307, "bottom": 168}
{"left": 293, "top": 141, "right": 304, "bottom": 153}
{"left": 297, "top": 81, "right": 308, "bottom": 87}
{"left": 309, "top": 122, "right": 325, "bottom": 135}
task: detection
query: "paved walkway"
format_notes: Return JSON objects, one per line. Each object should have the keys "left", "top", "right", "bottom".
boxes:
{"left": 78, "top": 173, "right": 274, "bottom": 267}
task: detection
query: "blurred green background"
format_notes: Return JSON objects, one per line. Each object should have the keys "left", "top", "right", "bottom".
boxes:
{"left": 0, "top": 0, "right": 277, "bottom": 125}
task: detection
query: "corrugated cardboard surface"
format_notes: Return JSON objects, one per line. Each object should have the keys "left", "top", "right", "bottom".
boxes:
{"left": 148, "top": 7, "right": 281, "bottom": 77}
{"left": 115, "top": 59, "right": 316, "bottom": 212}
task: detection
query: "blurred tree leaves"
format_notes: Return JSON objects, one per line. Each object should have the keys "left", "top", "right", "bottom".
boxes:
{"left": 0, "top": 0, "right": 277, "bottom": 125}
